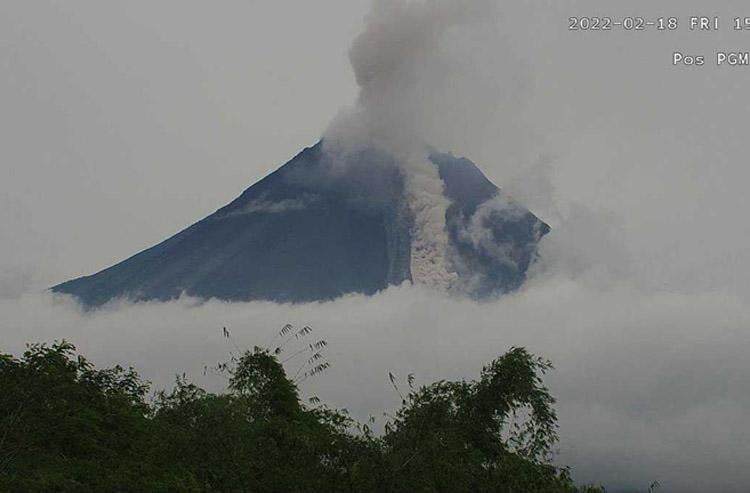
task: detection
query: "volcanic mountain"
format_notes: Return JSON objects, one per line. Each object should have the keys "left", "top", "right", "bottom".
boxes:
{"left": 53, "top": 141, "right": 549, "bottom": 307}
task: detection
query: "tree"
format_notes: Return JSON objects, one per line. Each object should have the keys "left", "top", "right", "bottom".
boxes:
{"left": 0, "top": 341, "right": 150, "bottom": 491}
{"left": 0, "top": 339, "right": 608, "bottom": 492}
{"left": 379, "top": 348, "right": 589, "bottom": 492}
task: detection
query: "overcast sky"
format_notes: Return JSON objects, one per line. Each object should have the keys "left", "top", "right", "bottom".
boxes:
{"left": 2, "top": 1, "right": 750, "bottom": 492}
{"left": 3, "top": 0, "right": 750, "bottom": 296}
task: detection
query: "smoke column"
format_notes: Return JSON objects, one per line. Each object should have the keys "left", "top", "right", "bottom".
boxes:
{"left": 324, "top": 0, "right": 498, "bottom": 290}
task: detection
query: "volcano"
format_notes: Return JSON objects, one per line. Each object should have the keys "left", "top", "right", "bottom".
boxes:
{"left": 53, "top": 141, "right": 549, "bottom": 307}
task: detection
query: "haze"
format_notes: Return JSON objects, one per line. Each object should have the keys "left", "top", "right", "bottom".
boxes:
{"left": 2, "top": 1, "right": 750, "bottom": 491}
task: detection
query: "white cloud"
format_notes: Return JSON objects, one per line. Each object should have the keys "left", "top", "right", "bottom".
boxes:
{"left": 222, "top": 193, "right": 319, "bottom": 217}
{"left": 2, "top": 279, "right": 749, "bottom": 492}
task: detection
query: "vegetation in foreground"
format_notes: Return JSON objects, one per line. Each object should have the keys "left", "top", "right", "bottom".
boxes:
{"left": 0, "top": 328, "right": 607, "bottom": 492}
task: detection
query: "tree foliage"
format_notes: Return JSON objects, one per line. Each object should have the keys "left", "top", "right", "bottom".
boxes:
{"left": 0, "top": 340, "right": 607, "bottom": 492}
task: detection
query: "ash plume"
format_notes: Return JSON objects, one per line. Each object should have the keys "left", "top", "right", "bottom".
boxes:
{"left": 324, "top": 0, "right": 500, "bottom": 290}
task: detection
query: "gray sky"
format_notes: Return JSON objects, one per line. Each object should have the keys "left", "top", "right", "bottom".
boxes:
{"left": 2, "top": 1, "right": 750, "bottom": 491}
{"left": 3, "top": 0, "right": 750, "bottom": 296}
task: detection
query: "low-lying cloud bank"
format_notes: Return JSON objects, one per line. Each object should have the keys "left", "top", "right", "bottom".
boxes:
{"left": 2, "top": 274, "right": 749, "bottom": 493}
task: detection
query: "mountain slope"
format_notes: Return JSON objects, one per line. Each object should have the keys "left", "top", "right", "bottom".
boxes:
{"left": 53, "top": 141, "right": 549, "bottom": 306}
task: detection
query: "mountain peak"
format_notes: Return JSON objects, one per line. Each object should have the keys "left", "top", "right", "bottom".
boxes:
{"left": 53, "top": 141, "right": 549, "bottom": 307}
